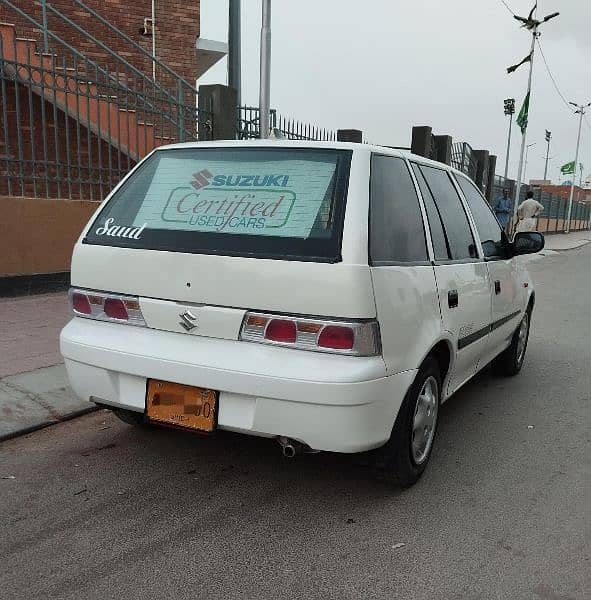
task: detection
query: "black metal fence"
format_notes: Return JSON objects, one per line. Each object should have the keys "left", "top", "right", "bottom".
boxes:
{"left": 451, "top": 142, "right": 478, "bottom": 182}
{"left": 237, "top": 106, "right": 336, "bottom": 141}
{"left": 0, "top": 0, "right": 211, "bottom": 200}
{"left": 490, "top": 177, "right": 590, "bottom": 233}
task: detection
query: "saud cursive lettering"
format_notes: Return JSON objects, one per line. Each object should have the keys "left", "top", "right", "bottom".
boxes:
{"left": 95, "top": 218, "right": 147, "bottom": 239}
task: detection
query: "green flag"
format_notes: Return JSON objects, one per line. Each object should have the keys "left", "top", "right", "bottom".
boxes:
{"left": 561, "top": 161, "right": 576, "bottom": 175}
{"left": 516, "top": 92, "right": 530, "bottom": 133}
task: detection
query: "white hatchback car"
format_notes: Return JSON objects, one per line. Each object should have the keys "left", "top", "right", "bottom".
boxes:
{"left": 60, "top": 141, "right": 544, "bottom": 487}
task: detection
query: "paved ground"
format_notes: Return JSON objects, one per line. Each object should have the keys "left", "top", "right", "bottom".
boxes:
{"left": 0, "top": 293, "right": 92, "bottom": 441}
{"left": 1, "top": 246, "right": 590, "bottom": 600}
{"left": 543, "top": 230, "right": 591, "bottom": 251}
{"left": 0, "top": 365, "right": 94, "bottom": 441}
{"left": 0, "top": 293, "right": 69, "bottom": 378}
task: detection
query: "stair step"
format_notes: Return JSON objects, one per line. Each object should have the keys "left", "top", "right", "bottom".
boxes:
{"left": 15, "top": 37, "right": 38, "bottom": 43}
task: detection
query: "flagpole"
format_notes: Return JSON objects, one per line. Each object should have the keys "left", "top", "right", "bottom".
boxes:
{"left": 565, "top": 103, "right": 589, "bottom": 234}
{"left": 512, "top": 31, "right": 537, "bottom": 234}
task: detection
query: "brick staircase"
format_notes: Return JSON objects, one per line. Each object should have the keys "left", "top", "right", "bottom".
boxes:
{"left": 0, "top": 21, "right": 174, "bottom": 161}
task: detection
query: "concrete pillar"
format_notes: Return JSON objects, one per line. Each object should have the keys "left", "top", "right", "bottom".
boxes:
{"left": 411, "top": 126, "right": 433, "bottom": 158}
{"left": 337, "top": 129, "right": 363, "bottom": 143}
{"left": 486, "top": 155, "right": 497, "bottom": 202}
{"left": 473, "top": 150, "right": 490, "bottom": 194}
{"left": 198, "top": 84, "right": 238, "bottom": 141}
{"left": 433, "top": 135, "right": 453, "bottom": 165}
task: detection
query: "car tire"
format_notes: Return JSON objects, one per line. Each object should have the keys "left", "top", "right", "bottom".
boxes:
{"left": 112, "top": 408, "right": 146, "bottom": 426}
{"left": 372, "top": 357, "right": 441, "bottom": 488}
{"left": 494, "top": 308, "right": 531, "bottom": 377}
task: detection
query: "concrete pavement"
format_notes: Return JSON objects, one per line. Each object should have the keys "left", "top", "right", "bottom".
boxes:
{"left": 0, "top": 293, "right": 93, "bottom": 441}
{"left": 543, "top": 230, "right": 591, "bottom": 251}
{"left": 0, "top": 242, "right": 590, "bottom": 599}
{"left": 0, "top": 293, "right": 69, "bottom": 378}
{"left": 0, "top": 364, "right": 94, "bottom": 441}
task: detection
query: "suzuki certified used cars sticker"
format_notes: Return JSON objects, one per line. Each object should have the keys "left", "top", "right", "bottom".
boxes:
{"left": 131, "top": 156, "right": 337, "bottom": 238}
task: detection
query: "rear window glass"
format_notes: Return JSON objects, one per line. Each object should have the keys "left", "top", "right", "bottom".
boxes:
{"left": 84, "top": 147, "right": 352, "bottom": 262}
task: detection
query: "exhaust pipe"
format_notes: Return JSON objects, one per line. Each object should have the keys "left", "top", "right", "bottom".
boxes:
{"left": 283, "top": 442, "right": 297, "bottom": 458}
{"left": 277, "top": 436, "right": 308, "bottom": 458}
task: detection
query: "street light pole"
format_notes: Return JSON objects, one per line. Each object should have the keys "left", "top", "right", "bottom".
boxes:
{"left": 259, "top": 0, "right": 272, "bottom": 139}
{"left": 544, "top": 130, "right": 551, "bottom": 181}
{"left": 504, "top": 98, "right": 515, "bottom": 180}
{"left": 508, "top": 6, "right": 559, "bottom": 233}
{"left": 566, "top": 102, "right": 591, "bottom": 233}
{"left": 512, "top": 31, "right": 537, "bottom": 226}
{"left": 228, "top": 0, "right": 241, "bottom": 105}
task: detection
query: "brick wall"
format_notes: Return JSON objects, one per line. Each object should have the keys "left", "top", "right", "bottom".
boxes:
{"left": 0, "top": 0, "right": 200, "bottom": 90}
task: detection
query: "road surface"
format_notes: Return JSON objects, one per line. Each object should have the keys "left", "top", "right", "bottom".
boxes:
{"left": 1, "top": 247, "right": 590, "bottom": 600}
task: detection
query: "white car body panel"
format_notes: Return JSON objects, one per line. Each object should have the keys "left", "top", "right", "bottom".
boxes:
{"left": 370, "top": 265, "right": 442, "bottom": 376}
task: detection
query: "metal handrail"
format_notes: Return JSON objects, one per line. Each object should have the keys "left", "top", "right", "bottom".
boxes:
{"left": 0, "top": 0, "right": 204, "bottom": 138}
{"left": 68, "top": 0, "right": 196, "bottom": 92}
{"left": 2, "top": 0, "right": 159, "bottom": 99}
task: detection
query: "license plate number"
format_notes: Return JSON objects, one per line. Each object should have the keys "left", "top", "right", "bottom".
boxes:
{"left": 146, "top": 380, "right": 217, "bottom": 433}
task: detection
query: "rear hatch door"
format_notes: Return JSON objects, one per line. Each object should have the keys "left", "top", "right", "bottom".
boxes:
{"left": 73, "top": 144, "right": 376, "bottom": 338}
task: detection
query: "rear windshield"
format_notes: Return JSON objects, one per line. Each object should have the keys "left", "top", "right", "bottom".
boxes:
{"left": 84, "top": 147, "right": 352, "bottom": 262}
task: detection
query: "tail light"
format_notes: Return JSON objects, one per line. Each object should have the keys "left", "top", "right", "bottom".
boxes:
{"left": 71, "top": 291, "right": 92, "bottom": 315}
{"left": 240, "top": 312, "right": 381, "bottom": 356}
{"left": 68, "top": 288, "right": 146, "bottom": 327}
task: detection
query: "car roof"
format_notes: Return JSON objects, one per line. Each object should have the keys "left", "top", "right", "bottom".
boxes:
{"left": 152, "top": 139, "right": 469, "bottom": 178}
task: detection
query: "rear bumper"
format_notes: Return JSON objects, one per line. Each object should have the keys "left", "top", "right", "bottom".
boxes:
{"left": 60, "top": 318, "right": 416, "bottom": 453}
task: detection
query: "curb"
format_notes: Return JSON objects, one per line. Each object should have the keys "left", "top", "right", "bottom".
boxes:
{"left": 0, "top": 405, "right": 99, "bottom": 443}
{"left": 545, "top": 241, "right": 591, "bottom": 252}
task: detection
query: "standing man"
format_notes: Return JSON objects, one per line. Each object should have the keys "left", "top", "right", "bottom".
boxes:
{"left": 516, "top": 190, "right": 544, "bottom": 232}
{"left": 494, "top": 188, "right": 513, "bottom": 232}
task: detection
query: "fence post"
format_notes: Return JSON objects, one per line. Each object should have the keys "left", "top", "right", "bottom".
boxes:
{"left": 411, "top": 126, "right": 432, "bottom": 158}
{"left": 198, "top": 84, "right": 238, "bottom": 140}
{"left": 337, "top": 129, "right": 362, "bottom": 143}
{"left": 433, "top": 135, "right": 452, "bottom": 165}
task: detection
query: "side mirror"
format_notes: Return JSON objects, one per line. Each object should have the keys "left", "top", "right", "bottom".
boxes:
{"left": 512, "top": 232, "right": 545, "bottom": 256}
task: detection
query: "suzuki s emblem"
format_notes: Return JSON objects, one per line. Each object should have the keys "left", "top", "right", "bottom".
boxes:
{"left": 179, "top": 310, "right": 198, "bottom": 332}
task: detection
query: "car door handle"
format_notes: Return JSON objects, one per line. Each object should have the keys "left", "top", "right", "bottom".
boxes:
{"left": 494, "top": 280, "right": 501, "bottom": 295}
{"left": 448, "top": 289, "right": 459, "bottom": 309}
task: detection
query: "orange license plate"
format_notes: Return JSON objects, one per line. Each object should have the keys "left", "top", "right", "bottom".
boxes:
{"left": 146, "top": 380, "right": 217, "bottom": 433}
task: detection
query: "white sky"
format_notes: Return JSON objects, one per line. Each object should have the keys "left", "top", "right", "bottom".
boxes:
{"left": 199, "top": 0, "right": 591, "bottom": 184}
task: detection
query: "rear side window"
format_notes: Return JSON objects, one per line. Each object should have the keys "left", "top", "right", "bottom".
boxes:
{"left": 411, "top": 164, "right": 449, "bottom": 261}
{"left": 418, "top": 165, "right": 478, "bottom": 261}
{"left": 455, "top": 175, "right": 509, "bottom": 259}
{"left": 369, "top": 155, "right": 428, "bottom": 264}
{"left": 84, "top": 147, "right": 352, "bottom": 262}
